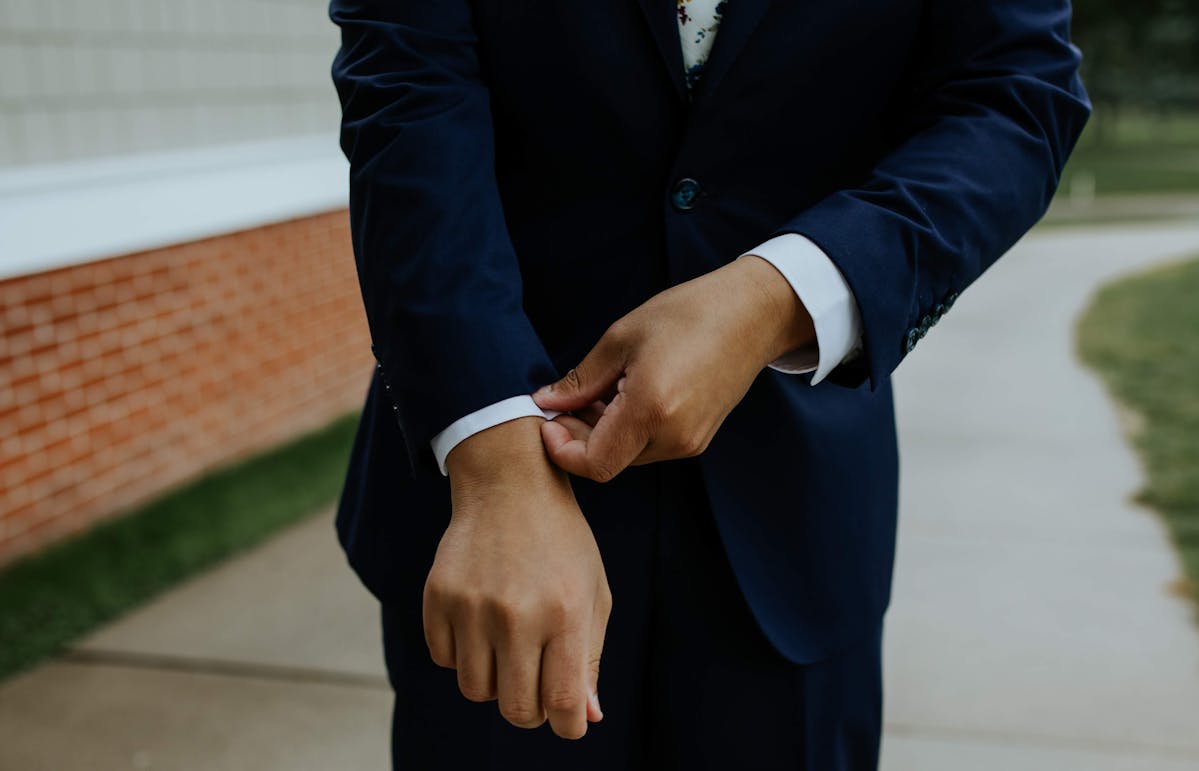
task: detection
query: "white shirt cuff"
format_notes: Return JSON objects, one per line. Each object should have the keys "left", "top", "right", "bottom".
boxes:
{"left": 430, "top": 395, "right": 560, "bottom": 476}
{"left": 739, "top": 233, "right": 863, "bottom": 384}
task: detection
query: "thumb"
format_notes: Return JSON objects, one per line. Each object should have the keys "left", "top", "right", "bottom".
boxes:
{"left": 586, "top": 643, "right": 603, "bottom": 724}
{"left": 586, "top": 594, "right": 608, "bottom": 724}
{"left": 533, "top": 335, "right": 625, "bottom": 412}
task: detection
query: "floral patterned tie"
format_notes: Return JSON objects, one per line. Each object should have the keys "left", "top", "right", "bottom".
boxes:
{"left": 677, "top": 0, "right": 727, "bottom": 92}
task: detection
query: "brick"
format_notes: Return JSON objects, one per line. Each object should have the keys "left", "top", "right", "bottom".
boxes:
{"left": 0, "top": 211, "right": 369, "bottom": 566}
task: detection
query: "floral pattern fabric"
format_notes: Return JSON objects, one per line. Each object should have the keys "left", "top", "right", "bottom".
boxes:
{"left": 677, "top": 0, "right": 727, "bottom": 92}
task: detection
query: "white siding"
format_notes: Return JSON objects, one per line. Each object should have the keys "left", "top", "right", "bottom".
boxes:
{"left": 0, "top": 0, "right": 340, "bottom": 167}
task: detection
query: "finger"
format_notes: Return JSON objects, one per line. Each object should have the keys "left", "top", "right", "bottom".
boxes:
{"left": 587, "top": 690, "right": 603, "bottom": 724}
{"left": 495, "top": 639, "right": 547, "bottom": 729}
{"left": 574, "top": 391, "right": 652, "bottom": 482}
{"left": 422, "top": 585, "right": 456, "bottom": 669}
{"left": 549, "top": 414, "right": 594, "bottom": 442}
{"left": 543, "top": 392, "right": 651, "bottom": 482}
{"left": 540, "top": 418, "right": 590, "bottom": 475}
{"left": 586, "top": 591, "right": 610, "bottom": 724}
{"left": 577, "top": 400, "right": 609, "bottom": 428}
{"left": 533, "top": 331, "right": 627, "bottom": 412}
{"left": 454, "top": 632, "right": 496, "bottom": 703}
{"left": 540, "top": 630, "right": 590, "bottom": 740}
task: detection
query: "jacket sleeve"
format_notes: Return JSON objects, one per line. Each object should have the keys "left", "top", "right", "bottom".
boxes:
{"left": 774, "top": 0, "right": 1091, "bottom": 390}
{"left": 330, "top": 0, "right": 558, "bottom": 474}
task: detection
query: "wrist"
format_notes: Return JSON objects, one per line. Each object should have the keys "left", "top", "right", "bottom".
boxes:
{"left": 445, "top": 415, "right": 565, "bottom": 490}
{"left": 732, "top": 255, "right": 816, "bottom": 365}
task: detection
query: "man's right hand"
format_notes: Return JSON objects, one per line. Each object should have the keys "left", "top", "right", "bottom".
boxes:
{"left": 424, "top": 416, "right": 611, "bottom": 740}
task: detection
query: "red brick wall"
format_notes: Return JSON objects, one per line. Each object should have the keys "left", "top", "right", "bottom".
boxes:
{"left": 0, "top": 211, "right": 372, "bottom": 566}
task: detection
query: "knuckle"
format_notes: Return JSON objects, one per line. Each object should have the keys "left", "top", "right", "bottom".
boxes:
{"left": 643, "top": 391, "right": 673, "bottom": 427}
{"left": 422, "top": 574, "right": 451, "bottom": 606}
{"left": 542, "top": 593, "right": 580, "bottom": 628}
{"left": 543, "top": 687, "right": 582, "bottom": 714}
{"left": 492, "top": 605, "right": 519, "bottom": 634}
{"left": 677, "top": 432, "right": 708, "bottom": 457}
{"left": 543, "top": 601, "right": 569, "bottom": 628}
{"left": 490, "top": 594, "right": 534, "bottom": 633}
{"left": 588, "top": 460, "right": 619, "bottom": 484}
{"left": 491, "top": 591, "right": 581, "bottom": 636}
{"left": 427, "top": 580, "right": 474, "bottom": 618}
{"left": 605, "top": 317, "right": 632, "bottom": 343}
{"left": 597, "top": 588, "right": 614, "bottom": 616}
{"left": 456, "top": 589, "right": 491, "bottom": 618}
{"left": 458, "top": 681, "right": 494, "bottom": 703}
{"left": 561, "top": 367, "right": 583, "bottom": 392}
{"left": 500, "top": 700, "right": 543, "bottom": 728}
{"left": 427, "top": 646, "right": 455, "bottom": 669}
{"left": 460, "top": 689, "right": 491, "bottom": 703}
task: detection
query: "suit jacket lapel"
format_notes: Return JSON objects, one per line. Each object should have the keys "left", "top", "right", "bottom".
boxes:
{"left": 637, "top": 0, "right": 777, "bottom": 104}
{"left": 636, "top": 0, "right": 688, "bottom": 102}
{"left": 691, "top": 0, "right": 776, "bottom": 100}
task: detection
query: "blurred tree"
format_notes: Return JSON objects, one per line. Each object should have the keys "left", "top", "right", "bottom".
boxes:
{"left": 1072, "top": 0, "right": 1199, "bottom": 139}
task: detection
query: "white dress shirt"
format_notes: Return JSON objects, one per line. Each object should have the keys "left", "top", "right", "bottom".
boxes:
{"left": 429, "top": 1, "right": 864, "bottom": 474}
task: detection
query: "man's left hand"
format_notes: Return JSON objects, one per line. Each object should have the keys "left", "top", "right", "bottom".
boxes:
{"left": 532, "top": 255, "right": 815, "bottom": 482}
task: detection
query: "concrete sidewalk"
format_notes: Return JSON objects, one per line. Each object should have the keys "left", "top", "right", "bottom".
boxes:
{"left": 882, "top": 222, "right": 1199, "bottom": 770}
{"left": 1045, "top": 193, "right": 1199, "bottom": 227}
{"left": 0, "top": 511, "right": 392, "bottom": 770}
{"left": 2, "top": 223, "right": 1199, "bottom": 769}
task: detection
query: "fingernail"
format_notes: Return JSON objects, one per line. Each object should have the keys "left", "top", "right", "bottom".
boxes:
{"left": 589, "top": 690, "right": 603, "bottom": 720}
{"left": 534, "top": 385, "right": 551, "bottom": 397}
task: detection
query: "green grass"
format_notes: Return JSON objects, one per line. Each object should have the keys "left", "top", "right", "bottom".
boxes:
{"left": 1061, "top": 145, "right": 1199, "bottom": 197}
{"left": 1059, "top": 110, "right": 1199, "bottom": 197}
{"left": 0, "top": 412, "right": 361, "bottom": 682}
{"left": 1077, "top": 257, "right": 1199, "bottom": 605}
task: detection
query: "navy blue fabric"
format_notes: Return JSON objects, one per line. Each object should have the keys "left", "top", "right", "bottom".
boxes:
{"left": 330, "top": 0, "right": 1090, "bottom": 664}
{"left": 381, "top": 459, "right": 883, "bottom": 769}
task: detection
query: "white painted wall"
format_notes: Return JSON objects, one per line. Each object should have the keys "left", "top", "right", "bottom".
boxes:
{"left": 0, "top": 0, "right": 341, "bottom": 167}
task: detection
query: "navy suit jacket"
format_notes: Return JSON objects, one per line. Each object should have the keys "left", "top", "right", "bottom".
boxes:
{"left": 330, "top": 0, "right": 1090, "bottom": 663}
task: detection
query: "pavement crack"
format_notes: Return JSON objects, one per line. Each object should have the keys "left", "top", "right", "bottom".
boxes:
{"left": 60, "top": 648, "right": 391, "bottom": 692}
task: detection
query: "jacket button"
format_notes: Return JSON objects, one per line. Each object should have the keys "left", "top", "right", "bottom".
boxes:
{"left": 671, "top": 177, "right": 701, "bottom": 211}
